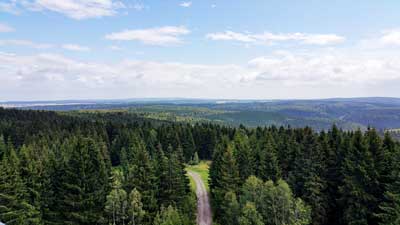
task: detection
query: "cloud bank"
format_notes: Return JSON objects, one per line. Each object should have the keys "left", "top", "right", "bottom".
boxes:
{"left": 2, "top": 45, "right": 400, "bottom": 100}
{"left": 0, "top": 23, "right": 14, "bottom": 32}
{"left": 0, "top": 0, "right": 125, "bottom": 19}
{"left": 206, "top": 31, "right": 345, "bottom": 45}
{"left": 105, "top": 26, "right": 190, "bottom": 46}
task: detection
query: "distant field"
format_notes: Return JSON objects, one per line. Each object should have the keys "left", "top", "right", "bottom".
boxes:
{"left": 185, "top": 161, "right": 211, "bottom": 192}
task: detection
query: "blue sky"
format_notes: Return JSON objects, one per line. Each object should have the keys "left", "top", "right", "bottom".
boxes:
{"left": 1, "top": 0, "right": 400, "bottom": 100}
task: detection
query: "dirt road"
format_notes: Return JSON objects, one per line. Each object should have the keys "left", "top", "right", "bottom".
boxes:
{"left": 188, "top": 171, "right": 212, "bottom": 225}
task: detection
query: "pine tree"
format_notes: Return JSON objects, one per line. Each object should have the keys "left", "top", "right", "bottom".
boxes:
{"left": 256, "top": 133, "right": 280, "bottom": 182}
{"left": 57, "top": 137, "right": 109, "bottom": 224}
{"left": 324, "top": 125, "right": 344, "bottom": 225}
{"left": 233, "top": 130, "right": 254, "bottom": 183}
{"left": 0, "top": 143, "right": 40, "bottom": 224}
{"left": 376, "top": 144, "right": 400, "bottom": 225}
{"left": 339, "top": 130, "right": 377, "bottom": 225}
{"left": 210, "top": 139, "right": 240, "bottom": 220}
{"left": 289, "top": 128, "right": 327, "bottom": 225}
{"left": 180, "top": 127, "right": 196, "bottom": 162}
{"left": 0, "top": 135, "right": 5, "bottom": 160}
{"left": 191, "top": 151, "right": 200, "bottom": 165}
{"left": 220, "top": 191, "right": 240, "bottom": 225}
{"left": 125, "top": 138, "right": 157, "bottom": 215}
{"left": 377, "top": 173, "right": 400, "bottom": 225}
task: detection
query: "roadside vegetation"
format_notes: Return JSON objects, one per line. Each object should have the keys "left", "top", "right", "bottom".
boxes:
{"left": 185, "top": 161, "right": 211, "bottom": 192}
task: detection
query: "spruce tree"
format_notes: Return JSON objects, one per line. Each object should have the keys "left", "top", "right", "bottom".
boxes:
{"left": 377, "top": 173, "right": 400, "bottom": 225}
{"left": 220, "top": 191, "right": 240, "bottom": 225}
{"left": 376, "top": 144, "right": 400, "bottom": 225}
{"left": 126, "top": 138, "right": 157, "bottom": 216}
{"left": 210, "top": 137, "right": 240, "bottom": 221}
{"left": 339, "top": 130, "right": 377, "bottom": 225}
{"left": 0, "top": 135, "right": 5, "bottom": 160}
{"left": 256, "top": 133, "right": 280, "bottom": 182}
{"left": 233, "top": 130, "right": 254, "bottom": 182}
{"left": 0, "top": 144, "right": 40, "bottom": 224}
{"left": 57, "top": 137, "right": 109, "bottom": 224}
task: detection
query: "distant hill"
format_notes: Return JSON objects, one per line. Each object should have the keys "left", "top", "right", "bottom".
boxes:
{"left": 2, "top": 97, "right": 400, "bottom": 131}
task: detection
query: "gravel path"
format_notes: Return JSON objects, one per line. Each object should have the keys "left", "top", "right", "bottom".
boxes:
{"left": 188, "top": 171, "right": 212, "bottom": 225}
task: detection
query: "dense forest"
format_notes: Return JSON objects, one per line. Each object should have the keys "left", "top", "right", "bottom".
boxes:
{"left": 0, "top": 108, "right": 400, "bottom": 225}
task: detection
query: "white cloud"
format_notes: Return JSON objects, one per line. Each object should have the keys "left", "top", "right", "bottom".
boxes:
{"left": 0, "top": 39, "right": 93, "bottom": 52}
{"left": 380, "top": 29, "right": 400, "bottom": 46}
{"left": 0, "top": 1, "right": 20, "bottom": 14}
{"left": 0, "top": 23, "right": 14, "bottom": 32}
{"left": 131, "top": 3, "right": 145, "bottom": 11}
{"left": 2, "top": 47, "right": 400, "bottom": 100}
{"left": 180, "top": 1, "right": 192, "bottom": 8}
{"left": 211, "top": 4, "right": 216, "bottom": 8}
{"left": 105, "top": 26, "right": 190, "bottom": 46}
{"left": 109, "top": 45, "right": 122, "bottom": 51}
{"left": 0, "top": 0, "right": 125, "bottom": 19}
{"left": 0, "top": 39, "right": 53, "bottom": 49}
{"left": 206, "top": 31, "right": 345, "bottom": 45}
{"left": 206, "top": 31, "right": 255, "bottom": 42}
{"left": 62, "top": 44, "right": 90, "bottom": 51}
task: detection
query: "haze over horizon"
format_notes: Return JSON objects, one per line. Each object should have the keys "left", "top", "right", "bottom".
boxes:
{"left": 1, "top": 1, "right": 400, "bottom": 101}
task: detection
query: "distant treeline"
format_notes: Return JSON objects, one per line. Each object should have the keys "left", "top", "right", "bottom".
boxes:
{"left": 0, "top": 108, "right": 399, "bottom": 225}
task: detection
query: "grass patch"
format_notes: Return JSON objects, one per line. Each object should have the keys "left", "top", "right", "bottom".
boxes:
{"left": 185, "top": 161, "right": 211, "bottom": 192}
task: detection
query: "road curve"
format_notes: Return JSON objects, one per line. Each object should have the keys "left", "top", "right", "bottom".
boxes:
{"left": 188, "top": 171, "right": 212, "bottom": 225}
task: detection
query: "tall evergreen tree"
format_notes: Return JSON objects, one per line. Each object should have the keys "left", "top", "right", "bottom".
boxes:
{"left": 125, "top": 137, "right": 157, "bottom": 217}
{"left": 220, "top": 191, "right": 240, "bottom": 225}
{"left": 57, "top": 137, "right": 109, "bottom": 225}
{"left": 376, "top": 144, "right": 400, "bottom": 225}
{"left": 339, "top": 130, "right": 377, "bottom": 225}
{"left": 233, "top": 130, "right": 254, "bottom": 183}
{"left": 0, "top": 135, "right": 5, "bottom": 160}
{"left": 210, "top": 137, "right": 240, "bottom": 221}
{"left": 0, "top": 143, "right": 40, "bottom": 224}
{"left": 255, "top": 133, "right": 280, "bottom": 182}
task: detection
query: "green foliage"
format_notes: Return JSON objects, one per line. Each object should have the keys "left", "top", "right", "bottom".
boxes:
{"left": 185, "top": 161, "right": 210, "bottom": 192}
{"left": 190, "top": 151, "right": 200, "bottom": 165}
{"left": 1, "top": 108, "right": 400, "bottom": 225}
{"left": 128, "top": 188, "right": 146, "bottom": 225}
{"left": 56, "top": 137, "right": 110, "bottom": 224}
{"left": 105, "top": 170, "right": 128, "bottom": 225}
{"left": 125, "top": 138, "right": 157, "bottom": 215}
{"left": 233, "top": 130, "right": 254, "bottom": 182}
{"left": 220, "top": 191, "right": 240, "bottom": 225}
{"left": 0, "top": 135, "right": 5, "bottom": 160}
{"left": 238, "top": 202, "right": 264, "bottom": 225}
{"left": 0, "top": 143, "right": 40, "bottom": 224}
{"left": 153, "top": 205, "right": 184, "bottom": 225}
{"left": 255, "top": 133, "right": 281, "bottom": 181}
{"left": 239, "top": 176, "right": 311, "bottom": 225}
{"left": 210, "top": 137, "right": 240, "bottom": 220}
{"left": 339, "top": 130, "right": 378, "bottom": 225}
{"left": 376, "top": 144, "right": 400, "bottom": 225}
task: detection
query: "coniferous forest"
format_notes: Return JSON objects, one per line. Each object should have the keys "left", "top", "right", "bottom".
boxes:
{"left": 0, "top": 107, "right": 400, "bottom": 225}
